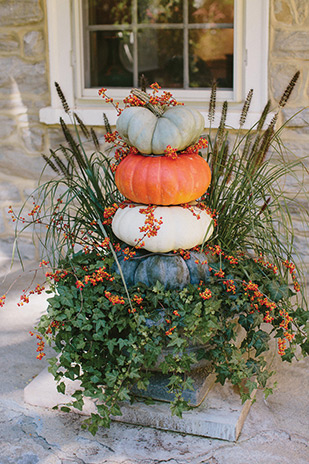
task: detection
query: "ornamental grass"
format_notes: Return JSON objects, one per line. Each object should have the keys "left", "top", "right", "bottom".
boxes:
{"left": 3, "top": 74, "right": 308, "bottom": 435}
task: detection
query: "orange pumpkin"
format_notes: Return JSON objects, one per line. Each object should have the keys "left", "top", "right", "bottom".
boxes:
{"left": 114, "top": 152, "right": 211, "bottom": 205}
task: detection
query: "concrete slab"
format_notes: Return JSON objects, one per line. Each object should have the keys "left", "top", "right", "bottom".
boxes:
{"left": 24, "top": 366, "right": 253, "bottom": 441}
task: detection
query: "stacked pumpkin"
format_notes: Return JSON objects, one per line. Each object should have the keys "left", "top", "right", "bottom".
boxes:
{"left": 111, "top": 89, "right": 214, "bottom": 289}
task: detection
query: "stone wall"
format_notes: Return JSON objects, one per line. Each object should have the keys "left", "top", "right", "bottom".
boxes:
{"left": 0, "top": 0, "right": 308, "bottom": 280}
{"left": 0, "top": 0, "right": 50, "bottom": 267}
{"left": 269, "top": 0, "right": 309, "bottom": 280}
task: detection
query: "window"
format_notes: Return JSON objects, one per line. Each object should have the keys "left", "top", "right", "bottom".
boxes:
{"left": 83, "top": 0, "right": 234, "bottom": 90}
{"left": 40, "top": 0, "right": 269, "bottom": 128}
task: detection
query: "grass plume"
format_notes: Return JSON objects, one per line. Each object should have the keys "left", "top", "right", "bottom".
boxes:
{"left": 103, "top": 113, "right": 112, "bottom": 134}
{"left": 279, "top": 71, "right": 300, "bottom": 108}
{"left": 55, "top": 82, "right": 70, "bottom": 114}
{"left": 205, "top": 71, "right": 307, "bottom": 297}
{"left": 208, "top": 80, "right": 217, "bottom": 124}
{"left": 239, "top": 89, "right": 253, "bottom": 127}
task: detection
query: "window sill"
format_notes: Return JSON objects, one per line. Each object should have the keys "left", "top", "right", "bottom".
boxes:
{"left": 40, "top": 106, "right": 272, "bottom": 130}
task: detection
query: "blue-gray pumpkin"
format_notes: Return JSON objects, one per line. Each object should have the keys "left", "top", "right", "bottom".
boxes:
{"left": 113, "top": 249, "right": 210, "bottom": 290}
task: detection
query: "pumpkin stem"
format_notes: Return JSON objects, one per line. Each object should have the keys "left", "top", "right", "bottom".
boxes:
{"left": 131, "top": 88, "right": 165, "bottom": 117}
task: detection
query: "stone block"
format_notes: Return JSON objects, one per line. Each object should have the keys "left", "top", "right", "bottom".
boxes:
{"left": 281, "top": 108, "right": 309, "bottom": 127}
{"left": 47, "top": 127, "right": 66, "bottom": 150}
{"left": 0, "top": 182, "right": 21, "bottom": 202}
{"left": 6, "top": 208, "right": 38, "bottom": 235}
{"left": 47, "top": 126, "right": 108, "bottom": 153}
{"left": 293, "top": 234, "right": 309, "bottom": 258}
{"left": 16, "top": 112, "right": 41, "bottom": 124}
{"left": 269, "top": 136, "right": 309, "bottom": 164}
{"left": 0, "top": 57, "right": 47, "bottom": 96}
{"left": 0, "top": 211, "right": 6, "bottom": 234}
{"left": 0, "top": 115, "right": 17, "bottom": 138}
{"left": 0, "top": 237, "right": 36, "bottom": 262}
{"left": 269, "top": 63, "right": 304, "bottom": 103}
{"left": 20, "top": 125, "right": 45, "bottom": 152}
{"left": 278, "top": 178, "right": 307, "bottom": 198}
{"left": 23, "top": 30, "right": 45, "bottom": 57}
{"left": 273, "top": 30, "right": 309, "bottom": 59}
{"left": 287, "top": 198, "right": 309, "bottom": 216}
{"left": 291, "top": 218, "right": 309, "bottom": 235}
{"left": 23, "top": 186, "right": 42, "bottom": 201}
{"left": 24, "top": 366, "right": 254, "bottom": 441}
{"left": 273, "top": 0, "right": 293, "bottom": 25}
{"left": 0, "top": 0, "right": 43, "bottom": 26}
{"left": 273, "top": 0, "right": 309, "bottom": 25}
{"left": 0, "top": 146, "right": 53, "bottom": 180}
{"left": 0, "top": 94, "right": 49, "bottom": 112}
{"left": 0, "top": 32, "right": 20, "bottom": 53}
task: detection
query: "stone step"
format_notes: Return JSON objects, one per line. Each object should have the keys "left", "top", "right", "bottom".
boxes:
{"left": 24, "top": 366, "right": 254, "bottom": 441}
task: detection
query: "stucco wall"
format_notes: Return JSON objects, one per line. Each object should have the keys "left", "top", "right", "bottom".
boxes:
{"left": 0, "top": 0, "right": 308, "bottom": 278}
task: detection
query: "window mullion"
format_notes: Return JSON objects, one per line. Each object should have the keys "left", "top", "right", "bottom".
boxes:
{"left": 82, "top": 0, "right": 90, "bottom": 89}
{"left": 133, "top": 0, "right": 138, "bottom": 87}
{"left": 183, "top": 0, "right": 189, "bottom": 89}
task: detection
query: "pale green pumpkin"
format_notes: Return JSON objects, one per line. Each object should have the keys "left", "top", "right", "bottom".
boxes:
{"left": 116, "top": 105, "right": 204, "bottom": 154}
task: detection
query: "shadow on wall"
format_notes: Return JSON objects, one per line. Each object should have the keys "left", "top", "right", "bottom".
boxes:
{"left": 0, "top": 77, "right": 54, "bottom": 271}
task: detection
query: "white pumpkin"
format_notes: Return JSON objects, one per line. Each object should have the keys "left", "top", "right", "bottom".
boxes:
{"left": 116, "top": 105, "right": 205, "bottom": 155}
{"left": 111, "top": 204, "right": 214, "bottom": 253}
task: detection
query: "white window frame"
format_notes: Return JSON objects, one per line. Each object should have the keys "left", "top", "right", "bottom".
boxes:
{"left": 40, "top": 0, "right": 269, "bottom": 128}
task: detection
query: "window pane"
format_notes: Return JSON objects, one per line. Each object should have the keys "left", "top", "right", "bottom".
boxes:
{"left": 189, "top": 28, "right": 233, "bottom": 88}
{"left": 189, "top": 0, "right": 234, "bottom": 24}
{"left": 85, "top": 1, "right": 234, "bottom": 89}
{"left": 88, "top": 0, "right": 132, "bottom": 25}
{"left": 137, "top": 29, "right": 183, "bottom": 88}
{"left": 89, "top": 31, "right": 134, "bottom": 87}
{"left": 138, "top": 0, "right": 183, "bottom": 24}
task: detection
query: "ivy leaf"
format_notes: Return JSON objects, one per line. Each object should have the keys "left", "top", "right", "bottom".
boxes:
{"left": 250, "top": 330, "right": 270, "bottom": 356}
{"left": 58, "top": 292, "right": 73, "bottom": 307}
{"left": 72, "top": 390, "right": 83, "bottom": 400}
{"left": 183, "top": 376, "right": 194, "bottom": 391}
{"left": 118, "top": 388, "right": 131, "bottom": 401}
{"left": 301, "top": 340, "right": 309, "bottom": 355}
{"left": 118, "top": 338, "right": 127, "bottom": 350}
{"left": 264, "top": 381, "right": 277, "bottom": 399}
{"left": 266, "top": 281, "right": 293, "bottom": 302}
{"left": 167, "top": 336, "right": 184, "bottom": 348}
{"left": 82, "top": 323, "right": 93, "bottom": 331}
{"left": 245, "top": 379, "right": 257, "bottom": 396}
{"left": 47, "top": 297, "right": 61, "bottom": 308}
{"left": 90, "top": 374, "right": 101, "bottom": 384}
{"left": 294, "top": 307, "right": 309, "bottom": 326}
{"left": 281, "top": 348, "right": 294, "bottom": 362}
{"left": 152, "top": 281, "right": 165, "bottom": 294}
{"left": 170, "top": 400, "right": 186, "bottom": 418}
{"left": 215, "top": 365, "right": 230, "bottom": 385}
{"left": 105, "top": 371, "right": 118, "bottom": 387}
{"left": 110, "top": 403, "right": 122, "bottom": 417}
{"left": 88, "top": 422, "right": 99, "bottom": 436}
{"left": 136, "top": 378, "right": 149, "bottom": 390}
{"left": 60, "top": 406, "right": 71, "bottom": 413}
{"left": 57, "top": 382, "right": 66, "bottom": 394}
{"left": 73, "top": 400, "right": 84, "bottom": 411}
{"left": 106, "top": 339, "right": 116, "bottom": 355}
{"left": 96, "top": 319, "right": 106, "bottom": 331}
{"left": 238, "top": 313, "right": 254, "bottom": 331}
{"left": 48, "top": 363, "right": 59, "bottom": 377}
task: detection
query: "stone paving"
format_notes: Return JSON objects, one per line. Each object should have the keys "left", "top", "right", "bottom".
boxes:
{"left": 0, "top": 263, "right": 308, "bottom": 464}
